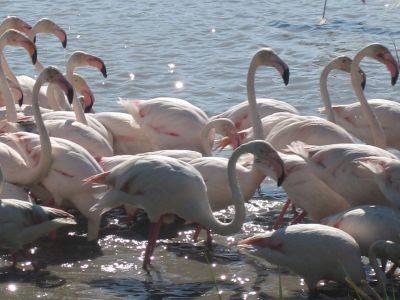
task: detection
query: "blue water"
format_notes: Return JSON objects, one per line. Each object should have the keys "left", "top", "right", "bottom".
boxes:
{"left": 0, "top": 0, "right": 399, "bottom": 298}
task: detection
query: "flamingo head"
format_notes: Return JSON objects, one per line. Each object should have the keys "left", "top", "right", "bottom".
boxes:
{"left": 45, "top": 66, "right": 74, "bottom": 104}
{"left": 0, "top": 16, "right": 32, "bottom": 35}
{"left": 215, "top": 131, "right": 247, "bottom": 151}
{"left": 365, "top": 43, "right": 399, "bottom": 86}
{"left": 71, "top": 73, "right": 95, "bottom": 111}
{"left": 335, "top": 56, "right": 367, "bottom": 90}
{"left": 68, "top": 51, "right": 107, "bottom": 78}
{"left": 248, "top": 140, "right": 285, "bottom": 187}
{"left": 31, "top": 18, "right": 67, "bottom": 48}
{"left": 252, "top": 48, "right": 290, "bottom": 85}
{"left": 238, "top": 233, "right": 284, "bottom": 256}
{"left": 0, "top": 29, "right": 37, "bottom": 64}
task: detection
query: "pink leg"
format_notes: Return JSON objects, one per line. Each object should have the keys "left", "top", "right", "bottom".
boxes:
{"left": 142, "top": 218, "right": 162, "bottom": 270}
{"left": 290, "top": 211, "right": 307, "bottom": 225}
{"left": 192, "top": 224, "right": 202, "bottom": 242}
{"left": 273, "top": 198, "right": 292, "bottom": 230}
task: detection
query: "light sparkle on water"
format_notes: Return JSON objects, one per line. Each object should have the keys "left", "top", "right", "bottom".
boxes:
{"left": 175, "top": 81, "right": 184, "bottom": 89}
{"left": 7, "top": 284, "right": 17, "bottom": 292}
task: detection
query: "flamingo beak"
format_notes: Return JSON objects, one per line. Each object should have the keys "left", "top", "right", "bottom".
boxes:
{"left": 359, "top": 69, "right": 367, "bottom": 90}
{"left": 20, "top": 39, "right": 37, "bottom": 64}
{"left": 54, "top": 28, "right": 67, "bottom": 48}
{"left": 281, "top": 65, "right": 290, "bottom": 86}
{"left": 81, "top": 89, "right": 95, "bottom": 113}
{"left": 383, "top": 52, "right": 399, "bottom": 86}
{"left": 56, "top": 76, "right": 74, "bottom": 104}
{"left": 88, "top": 57, "right": 107, "bottom": 78}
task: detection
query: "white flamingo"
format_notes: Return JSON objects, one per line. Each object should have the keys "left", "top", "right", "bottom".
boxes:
{"left": 238, "top": 224, "right": 365, "bottom": 296}
{"left": 320, "top": 205, "right": 400, "bottom": 256}
{"left": 84, "top": 140, "right": 284, "bottom": 269}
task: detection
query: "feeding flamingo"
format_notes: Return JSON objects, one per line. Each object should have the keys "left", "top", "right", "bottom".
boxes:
{"left": 84, "top": 140, "right": 285, "bottom": 269}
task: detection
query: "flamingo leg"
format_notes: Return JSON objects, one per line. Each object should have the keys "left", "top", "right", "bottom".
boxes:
{"left": 206, "top": 229, "right": 213, "bottom": 247}
{"left": 192, "top": 224, "right": 203, "bottom": 242}
{"left": 290, "top": 210, "right": 307, "bottom": 225}
{"left": 272, "top": 198, "right": 292, "bottom": 230}
{"left": 386, "top": 263, "right": 398, "bottom": 278}
{"left": 142, "top": 218, "right": 162, "bottom": 270}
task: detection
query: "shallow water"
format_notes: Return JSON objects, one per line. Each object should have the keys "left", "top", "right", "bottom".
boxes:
{"left": 1, "top": 0, "right": 400, "bottom": 299}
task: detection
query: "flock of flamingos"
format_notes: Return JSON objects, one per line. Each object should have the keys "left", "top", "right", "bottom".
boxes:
{"left": 0, "top": 15, "right": 400, "bottom": 298}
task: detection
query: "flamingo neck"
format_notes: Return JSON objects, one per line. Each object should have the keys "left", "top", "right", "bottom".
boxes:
{"left": 66, "top": 67, "right": 87, "bottom": 124}
{"left": 30, "top": 73, "right": 53, "bottom": 184}
{"left": 351, "top": 52, "right": 386, "bottom": 148}
{"left": 247, "top": 59, "right": 264, "bottom": 140}
{"left": 46, "top": 83, "right": 71, "bottom": 111}
{"left": 0, "top": 54, "right": 18, "bottom": 122}
{"left": 203, "top": 144, "right": 248, "bottom": 236}
{"left": 319, "top": 61, "right": 336, "bottom": 123}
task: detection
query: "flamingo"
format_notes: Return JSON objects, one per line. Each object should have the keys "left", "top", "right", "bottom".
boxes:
{"left": 0, "top": 66, "right": 105, "bottom": 241}
{"left": 0, "top": 198, "right": 76, "bottom": 269}
{"left": 0, "top": 29, "right": 37, "bottom": 124}
{"left": 118, "top": 97, "right": 216, "bottom": 154}
{"left": 41, "top": 52, "right": 112, "bottom": 145}
{"left": 210, "top": 48, "right": 294, "bottom": 131}
{"left": 319, "top": 55, "right": 366, "bottom": 123}
{"left": 238, "top": 224, "right": 365, "bottom": 296}
{"left": 84, "top": 140, "right": 285, "bottom": 269}
{"left": 320, "top": 50, "right": 400, "bottom": 149}
{"left": 0, "top": 164, "right": 76, "bottom": 269}
{"left": 320, "top": 205, "right": 400, "bottom": 256}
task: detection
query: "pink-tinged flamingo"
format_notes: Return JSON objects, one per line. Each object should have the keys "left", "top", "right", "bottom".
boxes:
{"left": 0, "top": 66, "right": 104, "bottom": 241}
{"left": 217, "top": 54, "right": 361, "bottom": 151}
{"left": 84, "top": 140, "right": 285, "bottom": 269}
{"left": 320, "top": 47, "right": 400, "bottom": 149}
{"left": 1, "top": 18, "right": 68, "bottom": 110}
{"left": 210, "top": 48, "right": 294, "bottom": 131}
{"left": 288, "top": 141, "right": 399, "bottom": 208}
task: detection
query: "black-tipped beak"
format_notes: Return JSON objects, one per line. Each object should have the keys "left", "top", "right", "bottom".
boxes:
{"left": 101, "top": 65, "right": 107, "bottom": 78}
{"left": 282, "top": 67, "right": 289, "bottom": 86}
{"left": 276, "top": 169, "right": 285, "bottom": 187}
{"left": 392, "top": 71, "right": 399, "bottom": 86}
{"left": 33, "top": 35, "right": 37, "bottom": 44}
{"left": 18, "top": 94, "right": 23, "bottom": 107}
{"left": 31, "top": 48, "right": 37, "bottom": 64}
{"left": 67, "top": 87, "right": 74, "bottom": 104}
{"left": 62, "top": 35, "right": 67, "bottom": 48}
{"left": 360, "top": 70, "right": 367, "bottom": 90}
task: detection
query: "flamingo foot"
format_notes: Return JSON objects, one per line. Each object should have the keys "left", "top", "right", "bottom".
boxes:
{"left": 290, "top": 210, "right": 307, "bottom": 225}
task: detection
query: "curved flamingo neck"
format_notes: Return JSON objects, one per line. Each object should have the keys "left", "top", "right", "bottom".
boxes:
{"left": 247, "top": 58, "right": 264, "bottom": 140}
{"left": 66, "top": 62, "right": 88, "bottom": 124}
{"left": 351, "top": 50, "right": 386, "bottom": 148}
{"left": 0, "top": 44, "right": 18, "bottom": 122}
{"left": 320, "top": 61, "right": 336, "bottom": 123}
{"left": 30, "top": 70, "right": 53, "bottom": 184}
{"left": 203, "top": 142, "right": 248, "bottom": 235}
{"left": 200, "top": 118, "right": 234, "bottom": 156}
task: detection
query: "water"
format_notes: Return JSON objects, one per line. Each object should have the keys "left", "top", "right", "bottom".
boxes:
{"left": 1, "top": 0, "right": 400, "bottom": 299}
